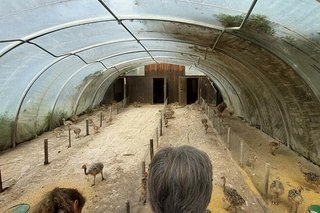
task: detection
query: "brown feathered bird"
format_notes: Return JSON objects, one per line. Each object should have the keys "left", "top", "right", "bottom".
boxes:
{"left": 82, "top": 162, "right": 105, "bottom": 186}
{"left": 221, "top": 176, "right": 246, "bottom": 212}
{"left": 297, "top": 162, "right": 320, "bottom": 187}
{"left": 270, "top": 177, "right": 284, "bottom": 205}
{"left": 269, "top": 140, "right": 280, "bottom": 155}
{"left": 288, "top": 186, "right": 303, "bottom": 213}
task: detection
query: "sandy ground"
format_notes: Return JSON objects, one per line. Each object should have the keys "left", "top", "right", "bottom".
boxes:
{"left": 0, "top": 104, "right": 319, "bottom": 213}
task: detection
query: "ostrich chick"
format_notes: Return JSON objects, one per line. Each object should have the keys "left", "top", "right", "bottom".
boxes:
{"left": 73, "top": 127, "right": 81, "bottom": 138}
{"left": 53, "top": 127, "right": 64, "bottom": 138}
{"left": 203, "top": 123, "right": 209, "bottom": 133}
{"left": 297, "top": 162, "right": 320, "bottom": 187}
{"left": 221, "top": 176, "right": 246, "bottom": 212}
{"left": 82, "top": 162, "right": 105, "bottom": 186}
{"left": 288, "top": 187, "right": 303, "bottom": 213}
{"left": 270, "top": 177, "right": 284, "bottom": 205}
{"left": 269, "top": 140, "right": 280, "bottom": 156}
{"left": 62, "top": 118, "right": 73, "bottom": 129}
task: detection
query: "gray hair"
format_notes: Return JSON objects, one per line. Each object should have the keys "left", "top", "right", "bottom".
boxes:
{"left": 148, "top": 145, "right": 213, "bottom": 213}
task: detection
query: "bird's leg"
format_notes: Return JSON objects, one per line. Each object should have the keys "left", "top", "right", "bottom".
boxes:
{"left": 101, "top": 171, "right": 105, "bottom": 180}
{"left": 275, "top": 193, "right": 279, "bottom": 205}
{"left": 271, "top": 194, "right": 275, "bottom": 205}
{"left": 91, "top": 175, "right": 96, "bottom": 186}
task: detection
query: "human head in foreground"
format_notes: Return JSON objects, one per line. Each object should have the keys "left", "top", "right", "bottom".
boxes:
{"left": 33, "top": 187, "right": 86, "bottom": 213}
{"left": 148, "top": 145, "right": 213, "bottom": 213}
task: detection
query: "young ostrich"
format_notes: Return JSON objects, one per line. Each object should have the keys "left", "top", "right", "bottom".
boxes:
{"left": 269, "top": 140, "right": 280, "bottom": 156}
{"left": 62, "top": 118, "right": 73, "bottom": 129}
{"left": 221, "top": 176, "right": 246, "bottom": 212}
{"left": 288, "top": 186, "right": 303, "bottom": 213}
{"left": 82, "top": 162, "right": 105, "bottom": 186}
{"left": 73, "top": 127, "right": 81, "bottom": 138}
{"left": 270, "top": 177, "right": 284, "bottom": 205}
{"left": 53, "top": 127, "right": 64, "bottom": 138}
{"left": 297, "top": 162, "right": 320, "bottom": 187}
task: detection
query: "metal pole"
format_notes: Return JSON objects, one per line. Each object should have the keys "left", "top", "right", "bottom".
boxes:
{"left": 164, "top": 78, "right": 167, "bottom": 104}
{"left": 141, "top": 161, "right": 146, "bottom": 177}
{"left": 44, "top": 139, "right": 49, "bottom": 165}
{"left": 264, "top": 163, "right": 270, "bottom": 199}
{"left": 150, "top": 139, "right": 154, "bottom": 161}
{"left": 123, "top": 77, "right": 127, "bottom": 107}
{"left": 68, "top": 127, "right": 71, "bottom": 148}
{"left": 100, "top": 112, "right": 103, "bottom": 127}
{"left": 240, "top": 140, "right": 244, "bottom": 167}
{"left": 86, "top": 119, "right": 89, "bottom": 136}
{"left": 109, "top": 106, "right": 112, "bottom": 121}
{"left": 227, "top": 127, "right": 231, "bottom": 150}
{"left": 126, "top": 200, "right": 130, "bottom": 213}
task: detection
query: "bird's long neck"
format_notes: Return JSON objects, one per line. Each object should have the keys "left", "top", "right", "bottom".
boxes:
{"left": 222, "top": 178, "right": 226, "bottom": 192}
{"left": 83, "top": 167, "right": 88, "bottom": 175}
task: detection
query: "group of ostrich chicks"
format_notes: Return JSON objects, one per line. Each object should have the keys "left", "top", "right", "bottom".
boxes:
{"left": 53, "top": 117, "right": 102, "bottom": 138}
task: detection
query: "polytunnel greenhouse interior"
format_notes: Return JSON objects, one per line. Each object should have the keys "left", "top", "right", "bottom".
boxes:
{"left": 0, "top": 0, "right": 320, "bottom": 212}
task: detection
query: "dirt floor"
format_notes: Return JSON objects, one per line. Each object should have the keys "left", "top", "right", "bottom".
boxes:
{"left": 0, "top": 104, "right": 319, "bottom": 213}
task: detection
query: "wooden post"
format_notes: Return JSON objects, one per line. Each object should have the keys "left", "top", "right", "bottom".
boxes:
{"left": 240, "top": 140, "right": 244, "bottom": 167}
{"left": 264, "top": 163, "right": 270, "bottom": 199}
{"left": 126, "top": 200, "right": 130, "bottom": 213}
{"left": 0, "top": 169, "right": 3, "bottom": 193}
{"left": 227, "top": 127, "right": 231, "bottom": 150}
{"left": 150, "top": 139, "right": 154, "bottom": 161}
{"left": 141, "top": 161, "right": 146, "bottom": 177}
{"left": 68, "top": 127, "right": 71, "bottom": 148}
{"left": 86, "top": 119, "right": 89, "bottom": 136}
{"left": 44, "top": 139, "right": 49, "bottom": 165}
{"left": 160, "top": 118, "right": 163, "bottom": 136}
{"left": 109, "top": 106, "right": 112, "bottom": 121}
{"left": 123, "top": 77, "right": 127, "bottom": 107}
{"left": 100, "top": 112, "right": 103, "bottom": 127}
{"left": 156, "top": 127, "right": 159, "bottom": 148}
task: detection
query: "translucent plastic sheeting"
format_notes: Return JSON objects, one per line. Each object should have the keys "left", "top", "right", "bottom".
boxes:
{"left": 76, "top": 68, "right": 118, "bottom": 114}
{"left": 252, "top": 0, "right": 320, "bottom": 37}
{"left": 142, "top": 40, "right": 204, "bottom": 57}
{"left": 101, "top": 51, "right": 151, "bottom": 67}
{"left": 77, "top": 40, "right": 144, "bottom": 63}
{"left": 17, "top": 56, "right": 88, "bottom": 142}
{"left": 54, "top": 63, "right": 106, "bottom": 121}
{"left": 32, "top": 21, "right": 131, "bottom": 56}
{"left": 151, "top": 51, "right": 200, "bottom": 63}
{"left": 124, "top": 20, "right": 222, "bottom": 47}
{"left": 0, "top": 0, "right": 111, "bottom": 40}
{"left": 102, "top": 0, "right": 251, "bottom": 28}
{"left": 0, "top": 44, "right": 55, "bottom": 117}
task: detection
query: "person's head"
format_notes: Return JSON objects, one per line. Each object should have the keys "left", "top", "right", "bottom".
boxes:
{"left": 148, "top": 145, "right": 213, "bottom": 213}
{"left": 33, "top": 187, "right": 85, "bottom": 213}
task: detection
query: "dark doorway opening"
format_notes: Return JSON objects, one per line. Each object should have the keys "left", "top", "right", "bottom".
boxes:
{"left": 114, "top": 78, "right": 124, "bottom": 102}
{"left": 153, "top": 78, "right": 164, "bottom": 103}
{"left": 187, "top": 78, "right": 198, "bottom": 104}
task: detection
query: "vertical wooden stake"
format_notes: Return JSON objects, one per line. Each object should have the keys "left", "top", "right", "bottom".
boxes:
{"left": 0, "top": 169, "right": 3, "bottom": 193}
{"left": 44, "top": 139, "right": 49, "bottom": 165}
{"left": 86, "top": 119, "right": 89, "bottom": 136}
{"left": 141, "top": 161, "right": 146, "bottom": 177}
{"left": 264, "top": 163, "right": 270, "bottom": 199}
{"left": 160, "top": 118, "right": 163, "bottom": 136}
{"left": 100, "top": 112, "right": 103, "bottom": 127}
{"left": 227, "top": 127, "right": 231, "bottom": 150}
{"left": 109, "top": 106, "right": 112, "bottom": 121}
{"left": 150, "top": 139, "right": 154, "bottom": 161}
{"left": 156, "top": 127, "right": 159, "bottom": 148}
{"left": 68, "top": 127, "right": 71, "bottom": 148}
{"left": 126, "top": 200, "right": 130, "bottom": 213}
{"left": 116, "top": 104, "right": 119, "bottom": 114}
{"left": 240, "top": 140, "right": 244, "bottom": 167}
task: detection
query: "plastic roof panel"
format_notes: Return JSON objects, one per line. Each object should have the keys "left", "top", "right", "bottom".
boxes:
{"left": 0, "top": 0, "right": 111, "bottom": 40}
{"left": 124, "top": 20, "right": 221, "bottom": 47}
{"left": 32, "top": 21, "right": 131, "bottom": 56}
{"left": 0, "top": 44, "right": 55, "bottom": 116}
{"left": 102, "top": 0, "right": 251, "bottom": 28}
{"left": 77, "top": 40, "right": 143, "bottom": 63}
{"left": 101, "top": 51, "right": 151, "bottom": 67}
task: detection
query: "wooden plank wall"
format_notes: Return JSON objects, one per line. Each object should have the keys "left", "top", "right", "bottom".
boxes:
{"left": 127, "top": 64, "right": 185, "bottom": 103}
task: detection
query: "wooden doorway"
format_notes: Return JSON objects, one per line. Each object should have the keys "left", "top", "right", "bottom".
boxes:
{"left": 153, "top": 78, "right": 164, "bottom": 104}
{"left": 187, "top": 78, "right": 198, "bottom": 104}
{"left": 179, "top": 77, "right": 187, "bottom": 106}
